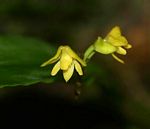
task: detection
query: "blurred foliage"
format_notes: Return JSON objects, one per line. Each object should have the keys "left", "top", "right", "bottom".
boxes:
{"left": 0, "top": 36, "right": 56, "bottom": 87}
{"left": 0, "top": 0, "right": 143, "bottom": 43}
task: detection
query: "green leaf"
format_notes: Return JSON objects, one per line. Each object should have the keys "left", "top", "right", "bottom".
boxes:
{"left": 0, "top": 36, "right": 56, "bottom": 88}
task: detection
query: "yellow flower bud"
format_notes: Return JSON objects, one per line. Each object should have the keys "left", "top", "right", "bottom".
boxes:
{"left": 41, "top": 46, "right": 86, "bottom": 82}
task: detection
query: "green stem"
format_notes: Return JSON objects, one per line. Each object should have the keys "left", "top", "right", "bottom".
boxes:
{"left": 83, "top": 44, "right": 95, "bottom": 63}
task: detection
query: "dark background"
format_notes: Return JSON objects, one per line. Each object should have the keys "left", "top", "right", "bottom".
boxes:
{"left": 0, "top": 0, "right": 150, "bottom": 129}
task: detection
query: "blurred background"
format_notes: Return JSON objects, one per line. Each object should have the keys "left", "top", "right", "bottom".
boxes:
{"left": 0, "top": 0, "right": 150, "bottom": 129}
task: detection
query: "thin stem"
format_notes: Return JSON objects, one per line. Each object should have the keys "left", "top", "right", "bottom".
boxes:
{"left": 83, "top": 44, "right": 95, "bottom": 63}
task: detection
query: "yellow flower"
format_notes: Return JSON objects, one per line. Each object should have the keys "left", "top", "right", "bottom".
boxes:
{"left": 94, "top": 26, "right": 132, "bottom": 63}
{"left": 41, "top": 46, "right": 86, "bottom": 82}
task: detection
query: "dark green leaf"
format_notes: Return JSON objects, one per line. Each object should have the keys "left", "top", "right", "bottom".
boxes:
{"left": 0, "top": 36, "right": 56, "bottom": 88}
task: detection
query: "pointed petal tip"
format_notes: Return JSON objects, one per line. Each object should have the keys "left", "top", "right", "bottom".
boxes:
{"left": 114, "top": 26, "right": 120, "bottom": 29}
{"left": 64, "top": 75, "right": 70, "bottom": 82}
{"left": 110, "top": 26, "right": 121, "bottom": 33}
{"left": 64, "top": 78, "right": 69, "bottom": 82}
{"left": 40, "top": 63, "right": 46, "bottom": 67}
{"left": 40, "top": 60, "right": 53, "bottom": 67}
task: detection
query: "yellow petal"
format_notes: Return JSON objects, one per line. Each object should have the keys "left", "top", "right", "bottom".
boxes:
{"left": 64, "top": 46, "right": 86, "bottom": 66}
{"left": 74, "top": 60, "right": 83, "bottom": 75}
{"left": 106, "top": 26, "right": 121, "bottom": 37}
{"left": 94, "top": 37, "right": 117, "bottom": 54}
{"left": 124, "top": 44, "right": 132, "bottom": 49}
{"left": 106, "top": 35, "right": 128, "bottom": 47}
{"left": 112, "top": 53, "right": 124, "bottom": 64}
{"left": 41, "top": 46, "right": 63, "bottom": 67}
{"left": 60, "top": 49, "right": 73, "bottom": 70}
{"left": 51, "top": 61, "right": 60, "bottom": 76}
{"left": 116, "top": 47, "right": 127, "bottom": 55}
{"left": 63, "top": 63, "right": 74, "bottom": 82}
{"left": 105, "top": 26, "right": 128, "bottom": 47}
